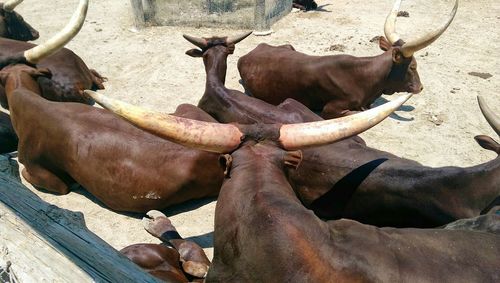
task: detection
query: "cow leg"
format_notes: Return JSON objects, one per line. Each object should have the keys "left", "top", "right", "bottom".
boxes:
{"left": 120, "top": 243, "right": 189, "bottom": 283}
{"left": 21, "top": 166, "right": 70, "bottom": 195}
{"left": 143, "top": 210, "right": 210, "bottom": 279}
{"left": 321, "top": 102, "right": 351, "bottom": 119}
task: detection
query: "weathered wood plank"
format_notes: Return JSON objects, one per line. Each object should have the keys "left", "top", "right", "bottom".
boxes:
{"left": 0, "top": 164, "right": 161, "bottom": 282}
{"left": 130, "top": 0, "right": 146, "bottom": 27}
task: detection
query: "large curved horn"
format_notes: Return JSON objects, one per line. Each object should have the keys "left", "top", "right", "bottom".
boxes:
{"left": 23, "top": 0, "right": 88, "bottom": 64}
{"left": 400, "top": 0, "right": 458, "bottom": 57}
{"left": 383, "top": 0, "right": 402, "bottom": 45}
{"left": 2, "top": 0, "right": 23, "bottom": 12}
{"left": 84, "top": 90, "right": 243, "bottom": 153}
{"left": 279, "top": 94, "right": 413, "bottom": 149}
{"left": 478, "top": 96, "right": 500, "bottom": 136}
{"left": 183, "top": 34, "right": 208, "bottom": 49}
{"left": 227, "top": 31, "right": 252, "bottom": 45}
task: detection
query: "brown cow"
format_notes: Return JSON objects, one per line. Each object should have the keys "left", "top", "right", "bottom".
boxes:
{"left": 185, "top": 33, "right": 500, "bottom": 228}
{"left": 0, "top": 0, "right": 223, "bottom": 213}
{"left": 123, "top": 207, "right": 500, "bottom": 283}
{"left": 0, "top": 111, "right": 16, "bottom": 153}
{"left": 0, "top": 0, "right": 105, "bottom": 108}
{"left": 90, "top": 85, "right": 500, "bottom": 283}
{"left": 238, "top": 0, "right": 458, "bottom": 118}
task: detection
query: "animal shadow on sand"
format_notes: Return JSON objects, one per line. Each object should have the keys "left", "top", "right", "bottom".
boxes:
{"left": 373, "top": 96, "right": 415, "bottom": 121}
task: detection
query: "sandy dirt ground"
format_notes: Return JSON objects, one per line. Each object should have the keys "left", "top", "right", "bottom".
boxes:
{"left": 5, "top": 0, "right": 499, "bottom": 264}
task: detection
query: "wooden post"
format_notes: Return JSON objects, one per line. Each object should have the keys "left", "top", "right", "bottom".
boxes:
{"left": 143, "top": 0, "right": 158, "bottom": 24}
{"left": 130, "top": 0, "right": 146, "bottom": 28}
{"left": 0, "top": 170, "right": 161, "bottom": 282}
{"left": 254, "top": 0, "right": 272, "bottom": 35}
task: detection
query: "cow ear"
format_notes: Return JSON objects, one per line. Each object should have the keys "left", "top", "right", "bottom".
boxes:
{"left": 219, "top": 154, "right": 233, "bottom": 178}
{"left": 284, "top": 150, "right": 302, "bottom": 170}
{"left": 379, "top": 36, "right": 391, "bottom": 51}
{"left": 185, "top": 49, "right": 204, "bottom": 57}
{"left": 474, "top": 135, "right": 500, "bottom": 154}
{"left": 392, "top": 49, "right": 404, "bottom": 64}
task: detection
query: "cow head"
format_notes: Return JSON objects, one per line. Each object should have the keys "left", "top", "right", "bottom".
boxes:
{"left": 0, "top": 0, "right": 88, "bottom": 107}
{"left": 183, "top": 32, "right": 251, "bottom": 85}
{"left": 0, "top": 1, "right": 39, "bottom": 41}
{"left": 381, "top": 0, "right": 458, "bottom": 95}
{"left": 379, "top": 36, "right": 422, "bottom": 95}
{"left": 184, "top": 32, "right": 251, "bottom": 60}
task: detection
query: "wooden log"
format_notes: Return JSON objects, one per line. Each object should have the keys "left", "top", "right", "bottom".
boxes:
{"left": 0, "top": 154, "right": 19, "bottom": 182}
{"left": 0, "top": 171, "right": 161, "bottom": 282}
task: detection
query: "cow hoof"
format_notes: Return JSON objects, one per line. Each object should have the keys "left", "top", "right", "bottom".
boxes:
{"left": 142, "top": 210, "right": 175, "bottom": 238}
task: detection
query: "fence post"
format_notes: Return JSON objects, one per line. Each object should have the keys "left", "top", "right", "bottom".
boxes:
{"left": 143, "top": 0, "right": 158, "bottom": 24}
{"left": 130, "top": 0, "right": 145, "bottom": 28}
{"left": 254, "top": 0, "right": 272, "bottom": 35}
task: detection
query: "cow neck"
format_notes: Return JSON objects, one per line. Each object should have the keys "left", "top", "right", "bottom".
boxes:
{"left": 198, "top": 47, "right": 236, "bottom": 120}
{"left": 349, "top": 52, "right": 394, "bottom": 104}
{"left": 211, "top": 145, "right": 346, "bottom": 282}
{"left": 203, "top": 47, "right": 228, "bottom": 88}
{"left": 4, "top": 70, "right": 43, "bottom": 104}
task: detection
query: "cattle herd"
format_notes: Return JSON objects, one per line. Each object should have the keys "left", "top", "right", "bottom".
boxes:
{"left": 0, "top": 0, "right": 498, "bottom": 282}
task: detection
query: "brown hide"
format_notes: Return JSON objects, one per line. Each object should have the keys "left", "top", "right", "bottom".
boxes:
{"left": 193, "top": 38, "right": 500, "bottom": 228}
{"left": 238, "top": 41, "right": 421, "bottom": 119}
{"left": 1, "top": 65, "right": 223, "bottom": 212}
{"left": 207, "top": 141, "right": 500, "bottom": 282}
{"left": 0, "top": 38, "right": 105, "bottom": 107}
{"left": 0, "top": 111, "right": 16, "bottom": 153}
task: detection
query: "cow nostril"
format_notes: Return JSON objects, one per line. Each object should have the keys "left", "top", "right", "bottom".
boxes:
{"left": 420, "top": 85, "right": 424, "bottom": 91}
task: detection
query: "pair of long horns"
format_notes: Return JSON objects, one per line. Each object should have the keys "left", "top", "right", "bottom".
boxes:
{"left": 478, "top": 96, "right": 500, "bottom": 136}
{"left": 384, "top": 0, "right": 458, "bottom": 57}
{"left": 23, "top": 0, "right": 88, "bottom": 64}
{"left": 85, "top": 90, "right": 412, "bottom": 153}
{"left": 2, "top": 0, "right": 23, "bottom": 12}
{"left": 183, "top": 31, "right": 253, "bottom": 49}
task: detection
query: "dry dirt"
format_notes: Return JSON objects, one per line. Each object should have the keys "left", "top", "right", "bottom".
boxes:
{"left": 8, "top": 0, "right": 500, "bottom": 263}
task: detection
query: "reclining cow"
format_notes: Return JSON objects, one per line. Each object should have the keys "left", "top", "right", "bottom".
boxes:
{"left": 184, "top": 33, "right": 499, "bottom": 228}
{"left": 238, "top": 0, "right": 458, "bottom": 118}
{"left": 0, "top": 0, "right": 226, "bottom": 213}
{"left": 122, "top": 206, "right": 500, "bottom": 282}
{"left": 0, "top": 0, "right": 105, "bottom": 108}
{"left": 89, "top": 86, "right": 500, "bottom": 283}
